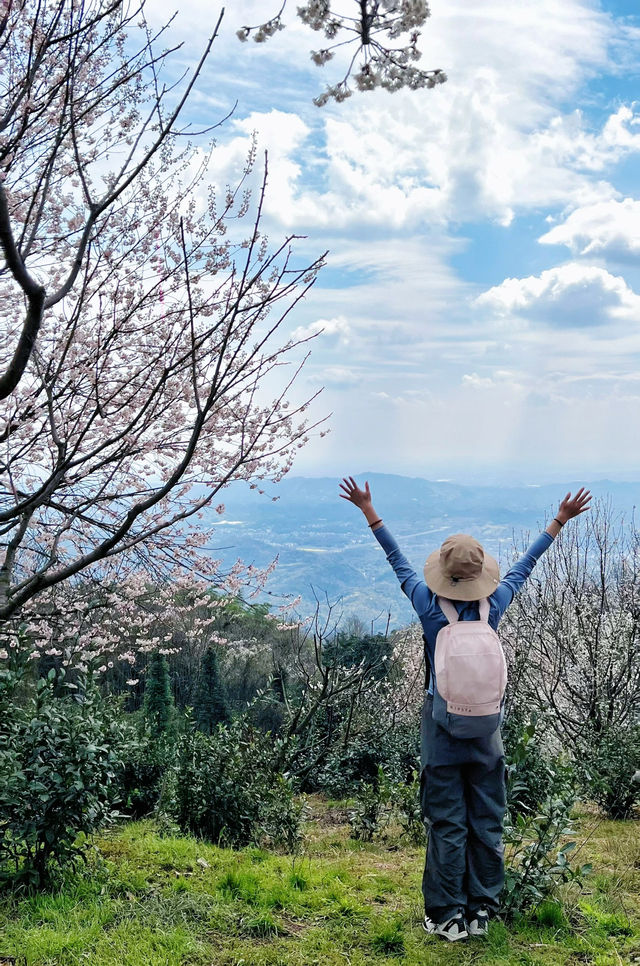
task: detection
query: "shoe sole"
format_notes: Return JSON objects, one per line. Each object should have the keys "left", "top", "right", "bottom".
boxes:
{"left": 436, "top": 930, "right": 468, "bottom": 942}
{"left": 435, "top": 925, "right": 468, "bottom": 942}
{"left": 468, "top": 919, "right": 489, "bottom": 938}
{"left": 423, "top": 916, "right": 468, "bottom": 941}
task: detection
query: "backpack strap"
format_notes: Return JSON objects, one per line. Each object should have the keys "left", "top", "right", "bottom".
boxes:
{"left": 439, "top": 596, "right": 491, "bottom": 623}
{"left": 437, "top": 596, "right": 459, "bottom": 625}
{"left": 422, "top": 635, "right": 431, "bottom": 691}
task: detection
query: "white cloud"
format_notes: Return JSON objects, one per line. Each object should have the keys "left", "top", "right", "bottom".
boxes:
{"left": 296, "top": 235, "right": 474, "bottom": 347}
{"left": 462, "top": 370, "right": 525, "bottom": 393}
{"left": 293, "top": 366, "right": 640, "bottom": 479}
{"left": 539, "top": 198, "right": 640, "bottom": 258}
{"left": 529, "top": 105, "right": 640, "bottom": 175}
{"left": 320, "top": 367, "right": 361, "bottom": 388}
{"left": 200, "top": 97, "right": 637, "bottom": 234}
{"left": 136, "top": 0, "right": 640, "bottom": 479}
{"left": 462, "top": 373, "right": 496, "bottom": 390}
{"left": 292, "top": 316, "right": 351, "bottom": 342}
{"left": 199, "top": 110, "right": 315, "bottom": 227}
{"left": 476, "top": 263, "right": 640, "bottom": 328}
{"left": 150, "top": 1, "right": 640, "bottom": 232}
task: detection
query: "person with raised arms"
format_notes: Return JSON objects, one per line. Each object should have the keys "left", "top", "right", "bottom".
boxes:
{"left": 339, "top": 477, "right": 591, "bottom": 942}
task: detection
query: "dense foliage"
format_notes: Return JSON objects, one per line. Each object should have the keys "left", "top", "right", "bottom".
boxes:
{"left": 172, "top": 717, "right": 302, "bottom": 851}
{"left": 501, "top": 716, "right": 590, "bottom": 918}
{"left": 116, "top": 719, "right": 175, "bottom": 820}
{"left": 143, "top": 653, "right": 176, "bottom": 739}
{"left": 574, "top": 723, "right": 640, "bottom": 820}
{"left": 0, "top": 668, "right": 121, "bottom": 886}
{"left": 194, "top": 647, "right": 231, "bottom": 734}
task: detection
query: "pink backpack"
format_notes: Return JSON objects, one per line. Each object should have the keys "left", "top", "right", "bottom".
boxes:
{"left": 431, "top": 597, "right": 507, "bottom": 739}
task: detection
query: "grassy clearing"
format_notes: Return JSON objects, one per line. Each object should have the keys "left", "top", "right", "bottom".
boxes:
{"left": 0, "top": 798, "right": 637, "bottom": 966}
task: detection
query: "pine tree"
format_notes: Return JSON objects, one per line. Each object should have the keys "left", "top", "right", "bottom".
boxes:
{"left": 194, "top": 647, "right": 231, "bottom": 734}
{"left": 143, "top": 651, "right": 175, "bottom": 737}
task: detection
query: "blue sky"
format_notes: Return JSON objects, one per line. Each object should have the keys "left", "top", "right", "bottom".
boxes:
{"left": 149, "top": 0, "right": 640, "bottom": 484}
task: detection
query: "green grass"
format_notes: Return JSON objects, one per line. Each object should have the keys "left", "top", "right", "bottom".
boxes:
{"left": 0, "top": 799, "right": 637, "bottom": 966}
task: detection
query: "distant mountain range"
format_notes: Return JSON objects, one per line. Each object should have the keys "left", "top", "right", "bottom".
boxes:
{"left": 202, "top": 474, "right": 640, "bottom": 629}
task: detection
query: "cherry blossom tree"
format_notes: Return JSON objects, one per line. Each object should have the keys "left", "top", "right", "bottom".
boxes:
{"left": 0, "top": 1, "right": 325, "bottom": 668}
{"left": 237, "top": 0, "right": 447, "bottom": 105}
{"left": 501, "top": 501, "right": 640, "bottom": 747}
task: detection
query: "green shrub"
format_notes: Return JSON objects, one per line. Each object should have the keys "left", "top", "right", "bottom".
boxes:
{"left": 347, "top": 767, "right": 424, "bottom": 845}
{"left": 501, "top": 718, "right": 590, "bottom": 918}
{"left": 503, "top": 711, "right": 559, "bottom": 815}
{"left": 502, "top": 792, "right": 591, "bottom": 919}
{"left": 116, "top": 716, "right": 175, "bottom": 818}
{"left": 575, "top": 724, "right": 640, "bottom": 819}
{"left": 0, "top": 668, "right": 121, "bottom": 887}
{"left": 393, "top": 770, "right": 425, "bottom": 846}
{"left": 172, "top": 716, "right": 303, "bottom": 850}
{"left": 319, "top": 722, "right": 419, "bottom": 797}
{"left": 194, "top": 647, "right": 230, "bottom": 733}
{"left": 143, "top": 651, "right": 175, "bottom": 738}
{"left": 348, "top": 772, "right": 391, "bottom": 842}
{"left": 500, "top": 714, "right": 593, "bottom": 918}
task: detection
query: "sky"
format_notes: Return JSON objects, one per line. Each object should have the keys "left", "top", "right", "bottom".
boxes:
{"left": 147, "top": 0, "right": 640, "bottom": 484}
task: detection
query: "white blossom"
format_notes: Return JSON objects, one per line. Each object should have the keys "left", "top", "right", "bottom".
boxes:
{"left": 310, "top": 49, "right": 334, "bottom": 66}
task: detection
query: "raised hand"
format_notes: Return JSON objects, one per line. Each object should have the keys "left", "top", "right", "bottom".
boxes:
{"left": 339, "top": 476, "right": 383, "bottom": 529}
{"left": 556, "top": 488, "right": 592, "bottom": 524}
{"left": 339, "top": 476, "right": 372, "bottom": 510}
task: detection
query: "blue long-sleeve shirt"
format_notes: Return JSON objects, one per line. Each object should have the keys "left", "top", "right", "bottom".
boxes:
{"left": 374, "top": 524, "right": 553, "bottom": 693}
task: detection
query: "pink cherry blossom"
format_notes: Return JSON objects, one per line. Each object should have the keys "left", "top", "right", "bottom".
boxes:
{"left": 0, "top": 2, "right": 326, "bottom": 672}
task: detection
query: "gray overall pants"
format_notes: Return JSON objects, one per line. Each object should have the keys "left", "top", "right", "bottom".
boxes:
{"left": 420, "top": 695, "right": 506, "bottom": 923}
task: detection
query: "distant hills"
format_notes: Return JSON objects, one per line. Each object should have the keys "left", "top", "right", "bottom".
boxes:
{"left": 202, "top": 474, "right": 640, "bottom": 629}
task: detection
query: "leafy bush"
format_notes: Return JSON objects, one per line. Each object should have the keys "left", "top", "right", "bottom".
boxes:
{"left": 319, "top": 722, "right": 419, "bottom": 798}
{"left": 116, "top": 716, "right": 175, "bottom": 818}
{"left": 348, "top": 772, "right": 392, "bottom": 842}
{"left": 393, "top": 770, "right": 425, "bottom": 846}
{"left": 320, "top": 738, "right": 384, "bottom": 797}
{"left": 575, "top": 724, "right": 640, "bottom": 819}
{"left": 0, "top": 668, "right": 121, "bottom": 887}
{"left": 143, "top": 651, "right": 175, "bottom": 738}
{"left": 503, "top": 711, "right": 559, "bottom": 815}
{"left": 329, "top": 633, "right": 394, "bottom": 679}
{"left": 194, "top": 646, "right": 230, "bottom": 733}
{"left": 348, "top": 767, "right": 424, "bottom": 846}
{"left": 502, "top": 787, "right": 590, "bottom": 919}
{"left": 172, "top": 716, "right": 303, "bottom": 851}
{"left": 501, "top": 714, "right": 588, "bottom": 918}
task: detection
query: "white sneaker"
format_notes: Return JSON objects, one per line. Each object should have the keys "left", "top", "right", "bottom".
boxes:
{"left": 467, "top": 908, "right": 489, "bottom": 937}
{"left": 434, "top": 913, "right": 468, "bottom": 942}
{"left": 422, "top": 914, "right": 436, "bottom": 934}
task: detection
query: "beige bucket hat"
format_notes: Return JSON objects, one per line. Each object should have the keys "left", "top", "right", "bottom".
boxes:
{"left": 423, "top": 533, "right": 500, "bottom": 601}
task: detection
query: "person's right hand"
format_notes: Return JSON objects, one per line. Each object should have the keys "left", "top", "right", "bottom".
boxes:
{"left": 339, "top": 477, "right": 372, "bottom": 511}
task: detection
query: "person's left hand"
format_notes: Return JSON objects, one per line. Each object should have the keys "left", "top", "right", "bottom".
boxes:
{"left": 556, "top": 487, "right": 592, "bottom": 524}
{"left": 339, "top": 477, "right": 372, "bottom": 511}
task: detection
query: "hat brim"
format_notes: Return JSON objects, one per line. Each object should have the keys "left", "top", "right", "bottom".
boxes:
{"left": 423, "top": 548, "right": 500, "bottom": 601}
